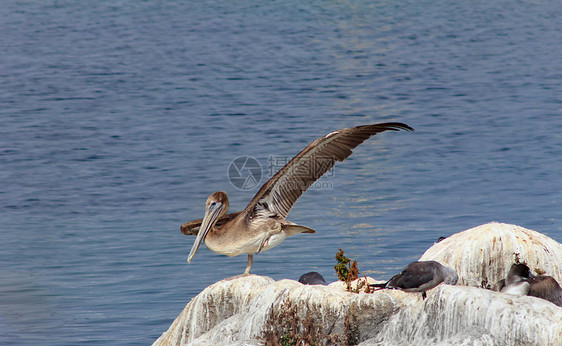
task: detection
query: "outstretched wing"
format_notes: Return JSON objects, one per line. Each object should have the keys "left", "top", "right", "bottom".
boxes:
{"left": 244, "top": 122, "right": 413, "bottom": 220}
{"left": 180, "top": 212, "right": 241, "bottom": 235}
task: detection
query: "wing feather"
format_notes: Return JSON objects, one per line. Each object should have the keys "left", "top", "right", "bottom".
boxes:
{"left": 390, "top": 261, "right": 438, "bottom": 289}
{"left": 244, "top": 122, "right": 413, "bottom": 219}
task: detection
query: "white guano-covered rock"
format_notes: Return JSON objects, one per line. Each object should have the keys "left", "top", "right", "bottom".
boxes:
{"left": 155, "top": 223, "right": 562, "bottom": 345}
{"left": 155, "top": 275, "right": 275, "bottom": 345}
{"left": 365, "top": 285, "right": 562, "bottom": 345}
{"left": 154, "top": 276, "right": 402, "bottom": 345}
{"left": 419, "top": 222, "right": 562, "bottom": 287}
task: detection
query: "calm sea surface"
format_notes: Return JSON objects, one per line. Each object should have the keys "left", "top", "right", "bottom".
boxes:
{"left": 1, "top": 0, "right": 561, "bottom": 344}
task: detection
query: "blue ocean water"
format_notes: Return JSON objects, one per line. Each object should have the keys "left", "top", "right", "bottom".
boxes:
{"left": 1, "top": 0, "right": 561, "bottom": 344}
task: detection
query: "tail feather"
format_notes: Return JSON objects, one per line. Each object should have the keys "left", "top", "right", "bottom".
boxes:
{"left": 283, "top": 224, "right": 317, "bottom": 235}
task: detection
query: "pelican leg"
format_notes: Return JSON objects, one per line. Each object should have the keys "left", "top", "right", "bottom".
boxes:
{"left": 243, "top": 254, "right": 254, "bottom": 275}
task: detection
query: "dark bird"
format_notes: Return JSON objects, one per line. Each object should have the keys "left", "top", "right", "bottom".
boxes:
{"left": 182, "top": 123, "right": 414, "bottom": 275}
{"left": 370, "top": 261, "right": 458, "bottom": 299}
{"left": 499, "top": 263, "right": 532, "bottom": 295}
{"left": 299, "top": 272, "right": 327, "bottom": 285}
{"left": 528, "top": 275, "right": 562, "bottom": 307}
{"left": 496, "top": 263, "right": 562, "bottom": 307}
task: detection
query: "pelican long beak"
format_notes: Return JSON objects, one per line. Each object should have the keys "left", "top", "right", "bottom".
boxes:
{"left": 187, "top": 202, "right": 223, "bottom": 264}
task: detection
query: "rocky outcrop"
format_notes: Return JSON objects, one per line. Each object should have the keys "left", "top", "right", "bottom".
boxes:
{"left": 369, "top": 285, "right": 562, "bottom": 345}
{"left": 154, "top": 223, "right": 562, "bottom": 345}
{"left": 154, "top": 275, "right": 404, "bottom": 345}
{"left": 419, "top": 222, "right": 562, "bottom": 287}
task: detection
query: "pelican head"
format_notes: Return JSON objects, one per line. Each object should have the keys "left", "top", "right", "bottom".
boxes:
{"left": 187, "top": 191, "right": 229, "bottom": 264}
{"left": 442, "top": 266, "right": 459, "bottom": 285}
{"left": 506, "top": 263, "right": 532, "bottom": 285}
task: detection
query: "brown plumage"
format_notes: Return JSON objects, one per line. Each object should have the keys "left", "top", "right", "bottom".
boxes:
{"left": 185, "top": 123, "right": 414, "bottom": 275}
{"left": 495, "top": 263, "right": 562, "bottom": 307}
{"left": 528, "top": 275, "right": 562, "bottom": 307}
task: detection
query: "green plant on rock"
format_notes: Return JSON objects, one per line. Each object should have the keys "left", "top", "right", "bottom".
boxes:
{"left": 334, "top": 248, "right": 359, "bottom": 292}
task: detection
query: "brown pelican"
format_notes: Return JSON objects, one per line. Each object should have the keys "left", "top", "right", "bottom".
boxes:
{"left": 299, "top": 272, "right": 327, "bottom": 285}
{"left": 371, "top": 261, "right": 459, "bottom": 299}
{"left": 183, "top": 123, "right": 414, "bottom": 275}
